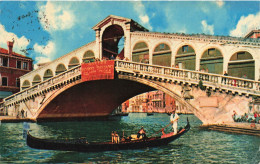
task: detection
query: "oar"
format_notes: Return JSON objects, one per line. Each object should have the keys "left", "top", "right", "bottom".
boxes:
{"left": 150, "top": 122, "right": 173, "bottom": 137}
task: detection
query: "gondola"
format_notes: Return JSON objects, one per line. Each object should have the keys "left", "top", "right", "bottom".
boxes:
{"left": 26, "top": 119, "right": 190, "bottom": 152}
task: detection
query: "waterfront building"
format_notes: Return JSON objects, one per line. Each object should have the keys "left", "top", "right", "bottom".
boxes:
{"left": 124, "top": 91, "right": 193, "bottom": 114}
{"left": 244, "top": 29, "right": 260, "bottom": 39}
{"left": 127, "top": 93, "right": 148, "bottom": 113}
{"left": 0, "top": 42, "right": 33, "bottom": 102}
{"left": 146, "top": 91, "right": 174, "bottom": 113}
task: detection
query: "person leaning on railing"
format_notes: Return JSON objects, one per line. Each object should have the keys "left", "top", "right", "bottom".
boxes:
{"left": 222, "top": 71, "right": 228, "bottom": 84}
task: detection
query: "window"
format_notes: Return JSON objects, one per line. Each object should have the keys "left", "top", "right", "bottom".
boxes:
{"left": 208, "top": 48, "right": 215, "bottom": 56}
{"left": 2, "top": 77, "right": 7, "bottom": 86}
{"left": 23, "top": 62, "right": 28, "bottom": 70}
{"left": 16, "top": 78, "right": 20, "bottom": 88}
{"left": 182, "top": 45, "right": 188, "bottom": 52}
{"left": 17, "top": 61, "right": 22, "bottom": 69}
{"left": 2, "top": 57, "right": 8, "bottom": 67}
{"left": 159, "top": 44, "right": 165, "bottom": 50}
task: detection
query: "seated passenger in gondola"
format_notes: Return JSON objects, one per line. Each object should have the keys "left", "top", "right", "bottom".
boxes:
{"left": 111, "top": 131, "right": 114, "bottom": 143}
{"left": 114, "top": 131, "right": 120, "bottom": 144}
{"left": 137, "top": 126, "right": 147, "bottom": 139}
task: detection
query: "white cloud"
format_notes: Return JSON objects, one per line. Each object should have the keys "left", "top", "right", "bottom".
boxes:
{"left": 33, "top": 41, "right": 55, "bottom": 66}
{"left": 215, "top": 0, "right": 224, "bottom": 7}
{"left": 35, "top": 56, "right": 51, "bottom": 64}
{"left": 34, "top": 56, "right": 52, "bottom": 69}
{"left": 230, "top": 12, "right": 260, "bottom": 37}
{"left": 0, "top": 23, "right": 29, "bottom": 55}
{"left": 140, "top": 15, "right": 149, "bottom": 24}
{"left": 201, "top": 20, "right": 214, "bottom": 35}
{"left": 38, "top": 2, "right": 75, "bottom": 32}
{"left": 33, "top": 41, "right": 55, "bottom": 59}
{"left": 133, "top": 1, "right": 153, "bottom": 30}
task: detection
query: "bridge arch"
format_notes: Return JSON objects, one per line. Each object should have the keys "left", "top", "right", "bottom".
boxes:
{"left": 152, "top": 42, "right": 172, "bottom": 67}
{"left": 228, "top": 51, "right": 255, "bottom": 80}
{"left": 68, "top": 57, "right": 80, "bottom": 69}
{"left": 199, "top": 47, "right": 224, "bottom": 74}
{"left": 174, "top": 44, "right": 196, "bottom": 70}
{"left": 228, "top": 47, "right": 259, "bottom": 80}
{"left": 43, "top": 69, "right": 54, "bottom": 81}
{"left": 55, "top": 63, "right": 67, "bottom": 75}
{"left": 101, "top": 24, "right": 125, "bottom": 60}
{"left": 132, "top": 41, "right": 149, "bottom": 64}
{"left": 83, "top": 50, "right": 95, "bottom": 63}
{"left": 22, "top": 80, "right": 30, "bottom": 90}
{"left": 32, "top": 74, "right": 41, "bottom": 86}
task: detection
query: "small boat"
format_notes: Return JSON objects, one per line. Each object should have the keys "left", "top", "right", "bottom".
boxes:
{"left": 147, "top": 113, "right": 154, "bottom": 116}
{"left": 26, "top": 119, "right": 190, "bottom": 152}
{"left": 110, "top": 113, "right": 129, "bottom": 117}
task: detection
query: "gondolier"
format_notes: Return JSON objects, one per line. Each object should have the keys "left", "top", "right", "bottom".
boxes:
{"left": 170, "top": 110, "right": 179, "bottom": 135}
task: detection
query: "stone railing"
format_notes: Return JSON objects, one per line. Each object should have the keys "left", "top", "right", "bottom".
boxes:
{"left": 115, "top": 60, "right": 260, "bottom": 96}
{"left": 3, "top": 65, "right": 81, "bottom": 106}
{"left": 2, "top": 60, "right": 260, "bottom": 109}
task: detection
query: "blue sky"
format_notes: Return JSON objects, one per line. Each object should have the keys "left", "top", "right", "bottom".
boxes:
{"left": 0, "top": 1, "right": 259, "bottom": 68}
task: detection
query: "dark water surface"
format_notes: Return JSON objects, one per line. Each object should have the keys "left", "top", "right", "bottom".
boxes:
{"left": 0, "top": 113, "right": 259, "bottom": 163}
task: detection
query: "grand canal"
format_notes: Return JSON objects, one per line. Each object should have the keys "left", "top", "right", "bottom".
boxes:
{"left": 0, "top": 113, "right": 259, "bottom": 163}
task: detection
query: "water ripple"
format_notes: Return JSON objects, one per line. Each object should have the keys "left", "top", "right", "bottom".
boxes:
{"left": 0, "top": 114, "right": 259, "bottom": 163}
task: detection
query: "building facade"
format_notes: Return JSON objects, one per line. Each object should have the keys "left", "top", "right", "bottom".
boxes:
{"left": 124, "top": 91, "right": 175, "bottom": 113}
{"left": 0, "top": 41, "right": 33, "bottom": 101}
{"left": 244, "top": 30, "right": 260, "bottom": 39}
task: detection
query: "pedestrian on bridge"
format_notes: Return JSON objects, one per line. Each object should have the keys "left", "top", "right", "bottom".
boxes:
{"left": 170, "top": 110, "right": 179, "bottom": 135}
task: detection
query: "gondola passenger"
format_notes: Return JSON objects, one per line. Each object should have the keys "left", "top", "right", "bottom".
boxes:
{"left": 114, "top": 131, "right": 120, "bottom": 144}
{"left": 137, "top": 126, "right": 147, "bottom": 139}
{"left": 111, "top": 131, "right": 114, "bottom": 143}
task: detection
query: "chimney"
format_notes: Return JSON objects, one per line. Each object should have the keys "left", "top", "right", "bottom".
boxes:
{"left": 7, "top": 41, "right": 14, "bottom": 55}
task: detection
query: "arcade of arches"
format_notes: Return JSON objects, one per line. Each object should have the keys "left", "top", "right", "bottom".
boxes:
{"left": 200, "top": 48, "right": 223, "bottom": 74}
{"left": 132, "top": 42, "right": 149, "bottom": 63}
{"left": 175, "top": 45, "right": 196, "bottom": 70}
{"left": 32, "top": 75, "right": 41, "bottom": 86}
{"left": 228, "top": 51, "right": 255, "bottom": 80}
{"left": 131, "top": 43, "right": 255, "bottom": 79}
{"left": 153, "top": 43, "right": 171, "bottom": 67}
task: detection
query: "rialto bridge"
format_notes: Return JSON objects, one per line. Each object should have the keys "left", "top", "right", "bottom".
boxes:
{"left": 0, "top": 15, "right": 260, "bottom": 124}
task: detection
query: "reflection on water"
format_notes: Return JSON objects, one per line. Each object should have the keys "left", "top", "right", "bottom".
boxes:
{"left": 0, "top": 113, "right": 259, "bottom": 163}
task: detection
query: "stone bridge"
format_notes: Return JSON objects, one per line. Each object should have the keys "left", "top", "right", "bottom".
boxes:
{"left": 0, "top": 60, "right": 259, "bottom": 124}
{"left": 1, "top": 15, "right": 260, "bottom": 124}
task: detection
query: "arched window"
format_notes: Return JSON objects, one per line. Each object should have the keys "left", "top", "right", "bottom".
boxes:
{"left": 228, "top": 51, "right": 254, "bottom": 79}
{"left": 175, "top": 45, "right": 196, "bottom": 70}
{"left": 56, "top": 64, "right": 67, "bottom": 75}
{"left": 153, "top": 43, "right": 171, "bottom": 67}
{"left": 132, "top": 42, "right": 149, "bottom": 64}
{"left": 200, "top": 48, "right": 223, "bottom": 74}
{"left": 68, "top": 57, "right": 80, "bottom": 69}
{"left": 32, "top": 75, "right": 41, "bottom": 86}
{"left": 43, "top": 69, "right": 53, "bottom": 81}
{"left": 83, "top": 51, "right": 95, "bottom": 63}
{"left": 22, "top": 80, "right": 30, "bottom": 90}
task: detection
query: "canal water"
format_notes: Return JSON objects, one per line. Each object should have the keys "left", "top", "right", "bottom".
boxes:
{"left": 0, "top": 113, "right": 259, "bottom": 163}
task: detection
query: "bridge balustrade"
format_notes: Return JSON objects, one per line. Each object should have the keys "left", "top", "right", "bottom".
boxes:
{"left": 2, "top": 60, "right": 260, "bottom": 109}
{"left": 3, "top": 65, "right": 81, "bottom": 107}
{"left": 115, "top": 60, "right": 260, "bottom": 96}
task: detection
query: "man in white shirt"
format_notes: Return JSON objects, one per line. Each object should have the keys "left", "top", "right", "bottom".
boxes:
{"left": 170, "top": 110, "right": 179, "bottom": 135}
